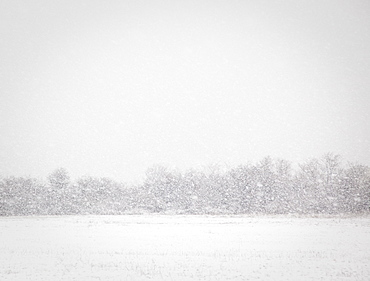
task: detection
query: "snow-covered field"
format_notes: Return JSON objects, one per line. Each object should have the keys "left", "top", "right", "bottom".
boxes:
{"left": 0, "top": 215, "right": 369, "bottom": 280}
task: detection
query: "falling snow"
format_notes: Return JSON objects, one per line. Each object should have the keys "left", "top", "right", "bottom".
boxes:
{"left": 1, "top": 154, "right": 369, "bottom": 216}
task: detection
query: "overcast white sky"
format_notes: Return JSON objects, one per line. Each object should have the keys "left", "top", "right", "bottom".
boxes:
{"left": 1, "top": 0, "right": 369, "bottom": 183}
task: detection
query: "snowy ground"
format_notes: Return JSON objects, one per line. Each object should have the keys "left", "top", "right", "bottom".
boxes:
{"left": 0, "top": 215, "right": 369, "bottom": 280}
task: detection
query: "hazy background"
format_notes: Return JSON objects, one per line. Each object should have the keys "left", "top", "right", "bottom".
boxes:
{"left": 1, "top": 0, "right": 369, "bottom": 183}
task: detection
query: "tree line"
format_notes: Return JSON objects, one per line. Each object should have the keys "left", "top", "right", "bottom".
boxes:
{"left": 1, "top": 153, "right": 369, "bottom": 216}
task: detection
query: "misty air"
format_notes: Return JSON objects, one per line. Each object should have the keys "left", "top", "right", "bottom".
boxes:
{"left": 1, "top": 1, "right": 369, "bottom": 280}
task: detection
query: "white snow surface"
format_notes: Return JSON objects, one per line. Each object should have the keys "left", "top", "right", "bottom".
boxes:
{"left": 0, "top": 215, "right": 369, "bottom": 280}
